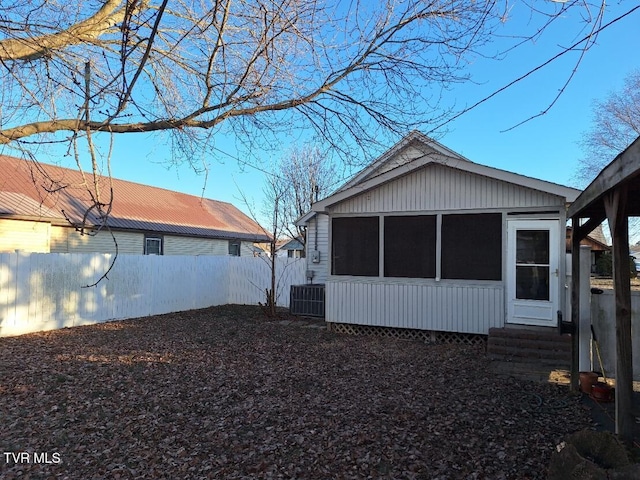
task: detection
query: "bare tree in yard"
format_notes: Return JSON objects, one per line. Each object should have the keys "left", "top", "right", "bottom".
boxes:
{"left": 0, "top": 0, "right": 627, "bottom": 248}
{"left": 259, "top": 174, "right": 291, "bottom": 317}
{"left": 575, "top": 70, "right": 640, "bottom": 241}
{"left": 576, "top": 70, "right": 640, "bottom": 185}
{"left": 276, "top": 144, "right": 338, "bottom": 252}
{"left": 236, "top": 170, "right": 294, "bottom": 317}
{"left": 1, "top": 1, "right": 615, "bottom": 169}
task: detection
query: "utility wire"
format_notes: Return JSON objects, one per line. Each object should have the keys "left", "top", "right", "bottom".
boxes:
{"left": 427, "top": 5, "right": 640, "bottom": 135}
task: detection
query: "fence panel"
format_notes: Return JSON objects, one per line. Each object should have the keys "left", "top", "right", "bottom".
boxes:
{"left": 590, "top": 290, "right": 640, "bottom": 381}
{"left": 0, "top": 253, "right": 305, "bottom": 337}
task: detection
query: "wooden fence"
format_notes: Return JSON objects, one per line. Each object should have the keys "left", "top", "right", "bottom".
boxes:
{"left": 0, "top": 252, "right": 306, "bottom": 337}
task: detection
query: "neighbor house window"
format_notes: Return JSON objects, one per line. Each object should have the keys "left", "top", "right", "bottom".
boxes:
{"left": 332, "top": 216, "right": 379, "bottom": 276}
{"left": 228, "top": 240, "right": 241, "bottom": 256}
{"left": 144, "top": 236, "right": 163, "bottom": 255}
{"left": 441, "top": 213, "right": 502, "bottom": 280}
{"left": 384, "top": 215, "right": 436, "bottom": 278}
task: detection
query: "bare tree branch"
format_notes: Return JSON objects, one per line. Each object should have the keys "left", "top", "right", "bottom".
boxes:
{"left": 0, "top": 0, "right": 132, "bottom": 61}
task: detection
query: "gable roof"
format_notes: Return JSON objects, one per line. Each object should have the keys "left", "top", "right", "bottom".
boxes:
{"left": 311, "top": 132, "right": 580, "bottom": 213}
{"left": 0, "top": 155, "right": 271, "bottom": 242}
{"left": 338, "top": 131, "right": 470, "bottom": 190}
{"left": 277, "top": 236, "right": 305, "bottom": 251}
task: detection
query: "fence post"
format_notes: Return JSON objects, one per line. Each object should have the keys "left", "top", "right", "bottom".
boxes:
{"left": 578, "top": 245, "right": 592, "bottom": 372}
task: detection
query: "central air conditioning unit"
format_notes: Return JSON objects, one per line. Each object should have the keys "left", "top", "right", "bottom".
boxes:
{"left": 289, "top": 284, "right": 325, "bottom": 317}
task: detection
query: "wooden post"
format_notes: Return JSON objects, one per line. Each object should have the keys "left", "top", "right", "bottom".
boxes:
{"left": 604, "top": 187, "right": 634, "bottom": 445}
{"left": 570, "top": 217, "right": 581, "bottom": 393}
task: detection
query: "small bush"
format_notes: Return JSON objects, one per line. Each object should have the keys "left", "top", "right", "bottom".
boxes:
{"left": 595, "top": 252, "right": 637, "bottom": 278}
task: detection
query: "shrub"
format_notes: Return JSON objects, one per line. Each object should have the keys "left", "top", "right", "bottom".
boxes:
{"left": 595, "top": 252, "right": 637, "bottom": 278}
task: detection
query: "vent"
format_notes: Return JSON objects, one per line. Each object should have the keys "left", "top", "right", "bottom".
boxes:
{"left": 290, "top": 284, "right": 325, "bottom": 317}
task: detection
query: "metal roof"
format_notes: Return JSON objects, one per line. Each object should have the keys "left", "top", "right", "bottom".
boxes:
{"left": 0, "top": 155, "right": 271, "bottom": 242}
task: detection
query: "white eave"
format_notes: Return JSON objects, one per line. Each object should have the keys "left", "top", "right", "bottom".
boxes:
{"left": 295, "top": 210, "right": 317, "bottom": 226}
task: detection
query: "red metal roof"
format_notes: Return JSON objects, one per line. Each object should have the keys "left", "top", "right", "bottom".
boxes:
{"left": 0, "top": 156, "right": 271, "bottom": 242}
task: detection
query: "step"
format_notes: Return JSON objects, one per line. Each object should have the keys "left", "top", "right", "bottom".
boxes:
{"left": 487, "top": 327, "right": 572, "bottom": 368}
{"left": 488, "top": 343, "right": 571, "bottom": 359}
{"left": 488, "top": 327, "right": 571, "bottom": 344}
{"left": 487, "top": 336, "right": 571, "bottom": 353}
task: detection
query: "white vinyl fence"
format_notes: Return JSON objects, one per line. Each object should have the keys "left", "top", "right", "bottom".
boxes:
{"left": 567, "top": 249, "right": 640, "bottom": 381}
{"left": 590, "top": 291, "right": 640, "bottom": 381}
{"left": 0, "top": 252, "right": 306, "bottom": 337}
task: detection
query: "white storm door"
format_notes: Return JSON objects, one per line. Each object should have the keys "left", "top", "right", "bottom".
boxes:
{"left": 507, "top": 220, "right": 560, "bottom": 326}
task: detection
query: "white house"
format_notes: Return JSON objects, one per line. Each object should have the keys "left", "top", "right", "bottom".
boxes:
{"left": 297, "top": 131, "right": 580, "bottom": 335}
{"left": 276, "top": 236, "right": 305, "bottom": 258}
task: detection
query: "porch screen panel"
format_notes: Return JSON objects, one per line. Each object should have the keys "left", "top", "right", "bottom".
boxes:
{"left": 441, "top": 213, "right": 502, "bottom": 280}
{"left": 332, "top": 216, "right": 379, "bottom": 276}
{"left": 384, "top": 215, "right": 436, "bottom": 278}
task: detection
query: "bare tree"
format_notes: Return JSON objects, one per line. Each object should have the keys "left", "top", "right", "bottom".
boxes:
{"left": 275, "top": 144, "right": 338, "bottom": 250}
{"left": 576, "top": 70, "right": 640, "bottom": 185}
{"left": 260, "top": 174, "right": 290, "bottom": 316}
{"left": 0, "top": 1, "right": 616, "bottom": 161}
{"left": 236, "top": 172, "right": 292, "bottom": 317}
{"left": 0, "top": 0, "right": 628, "bottom": 247}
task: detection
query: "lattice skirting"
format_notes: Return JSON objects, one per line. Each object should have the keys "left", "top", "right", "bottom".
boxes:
{"left": 328, "top": 322, "right": 487, "bottom": 347}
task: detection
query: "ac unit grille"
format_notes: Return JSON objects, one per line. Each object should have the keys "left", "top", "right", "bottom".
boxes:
{"left": 290, "top": 284, "right": 325, "bottom": 317}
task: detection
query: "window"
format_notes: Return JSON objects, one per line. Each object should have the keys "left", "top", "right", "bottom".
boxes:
{"left": 441, "top": 213, "right": 502, "bottom": 280}
{"left": 515, "top": 230, "right": 550, "bottom": 300}
{"left": 384, "top": 215, "right": 436, "bottom": 278}
{"left": 332, "top": 216, "right": 379, "bottom": 276}
{"left": 228, "top": 240, "right": 241, "bottom": 256}
{"left": 144, "top": 236, "right": 163, "bottom": 255}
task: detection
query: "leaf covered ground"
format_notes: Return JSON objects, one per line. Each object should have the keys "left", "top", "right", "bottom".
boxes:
{"left": 0, "top": 305, "right": 593, "bottom": 479}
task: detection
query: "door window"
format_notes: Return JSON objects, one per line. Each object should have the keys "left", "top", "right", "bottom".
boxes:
{"left": 515, "top": 230, "right": 549, "bottom": 301}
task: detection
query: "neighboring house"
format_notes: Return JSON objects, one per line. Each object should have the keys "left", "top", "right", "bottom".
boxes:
{"left": 0, "top": 156, "right": 271, "bottom": 255}
{"left": 276, "top": 236, "right": 305, "bottom": 258}
{"left": 296, "top": 131, "right": 580, "bottom": 335}
{"left": 565, "top": 225, "right": 610, "bottom": 273}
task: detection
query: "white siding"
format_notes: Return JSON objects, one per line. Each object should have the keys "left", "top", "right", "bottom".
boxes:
{"left": 0, "top": 219, "right": 50, "bottom": 253}
{"left": 304, "top": 213, "right": 330, "bottom": 284}
{"left": 368, "top": 144, "right": 426, "bottom": 178}
{"left": 164, "top": 236, "right": 228, "bottom": 255}
{"left": 52, "top": 227, "right": 143, "bottom": 254}
{"left": 240, "top": 241, "right": 257, "bottom": 257}
{"left": 326, "top": 279, "right": 504, "bottom": 334}
{"left": 332, "top": 163, "right": 564, "bottom": 214}
{"left": 53, "top": 229, "right": 258, "bottom": 257}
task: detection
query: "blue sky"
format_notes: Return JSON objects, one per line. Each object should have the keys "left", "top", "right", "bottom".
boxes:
{"left": 26, "top": 2, "right": 640, "bottom": 226}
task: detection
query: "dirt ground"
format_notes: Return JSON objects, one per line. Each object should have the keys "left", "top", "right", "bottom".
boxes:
{"left": 0, "top": 305, "right": 606, "bottom": 479}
